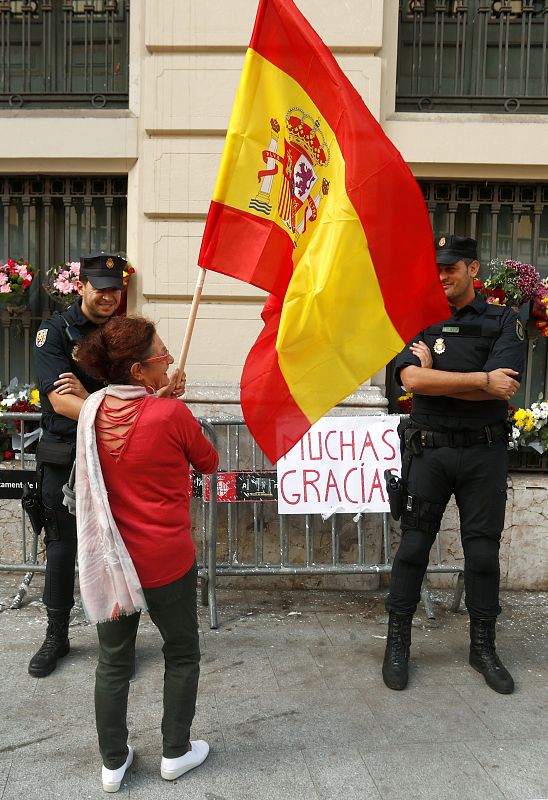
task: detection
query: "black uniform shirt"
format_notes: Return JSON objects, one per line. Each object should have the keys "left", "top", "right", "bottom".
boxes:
{"left": 34, "top": 300, "right": 105, "bottom": 441}
{"left": 395, "top": 294, "right": 525, "bottom": 431}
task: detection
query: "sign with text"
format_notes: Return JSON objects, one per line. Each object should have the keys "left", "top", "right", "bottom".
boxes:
{"left": 201, "top": 471, "right": 278, "bottom": 502}
{"left": 277, "top": 416, "right": 401, "bottom": 516}
{"left": 0, "top": 469, "right": 38, "bottom": 499}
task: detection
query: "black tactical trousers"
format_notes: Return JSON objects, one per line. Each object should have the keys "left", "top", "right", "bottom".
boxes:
{"left": 41, "top": 461, "right": 77, "bottom": 610}
{"left": 386, "top": 439, "right": 508, "bottom": 619}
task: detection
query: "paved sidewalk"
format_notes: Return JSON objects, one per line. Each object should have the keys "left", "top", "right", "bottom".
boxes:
{"left": 1, "top": 574, "right": 547, "bottom": 800}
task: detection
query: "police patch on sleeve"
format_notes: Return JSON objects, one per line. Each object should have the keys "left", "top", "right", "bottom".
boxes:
{"left": 516, "top": 319, "right": 525, "bottom": 341}
{"left": 36, "top": 329, "right": 48, "bottom": 348}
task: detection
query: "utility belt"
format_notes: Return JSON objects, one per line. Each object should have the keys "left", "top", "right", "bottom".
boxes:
{"left": 384, "top": 419, "right": 510, "bottom": 535}
{"left": 403, "top": 421, "right": 510, "bottom": 453}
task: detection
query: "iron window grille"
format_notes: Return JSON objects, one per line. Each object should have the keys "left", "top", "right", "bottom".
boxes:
{"left": 387, "top": 179, "right": 548, "bottom": 414}
{"left": 0, "top": 174, "right": 127, "bottom": 384}
{"left": 0, "top": 0, "right": 129, "bottom": 109}
{"left": 396, "top": 0, "right": 548, "bottom": 113}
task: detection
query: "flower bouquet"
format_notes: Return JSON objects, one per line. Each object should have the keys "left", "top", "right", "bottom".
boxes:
{"left": 0, "top": 258, "right": 35, "bottom": 309}
{"left": 397, "top": 391, "right": 413, "bottom": 414}
{"left": 115, "top": 262, "right": 136, "bottom": 316}
{"left": 0, "top": 378, "right": 41, "bottom": 460}
{"left": 44, "top": 260, "right": 81, "bottom": 307}
{"left": 474, "top": 259, "right": 547, "bottom": 308}
{"left": 531, "top": 279, "right": 548, "bottom": 337}
{"left": 510, "top": 397, "right": 548, "bottom": 454}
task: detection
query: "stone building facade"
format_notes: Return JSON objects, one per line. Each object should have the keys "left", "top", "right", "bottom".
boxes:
{"left": 0, "top": 0, "right": 546, "bottom": 588}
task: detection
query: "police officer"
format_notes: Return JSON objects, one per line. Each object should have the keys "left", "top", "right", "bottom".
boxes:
{"left": 382, "top": 235, "right": 525, "bottom": 695}
{"left": 29, "top": 254, "right": 126, "bottom": 677}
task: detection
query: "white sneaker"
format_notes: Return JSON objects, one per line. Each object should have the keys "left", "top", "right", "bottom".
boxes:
{"left": 160, "top": 740, "right": 209, "bottom": 781}
{"left": 102, "top": 745, "right": 134, "bottom": 793}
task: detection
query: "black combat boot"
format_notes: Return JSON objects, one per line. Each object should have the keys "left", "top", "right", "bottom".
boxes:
{"left": 469, "top": 617, "right": 514, "bottom": 694}
{"left": 382, "top": 612, "right": 413, "bottom": 690}
{"left": 28, "top": 607, "right": 71, "bottom": 678}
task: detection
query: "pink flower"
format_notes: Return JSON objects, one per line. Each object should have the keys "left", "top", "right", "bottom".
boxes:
{"left": 53, "top": 277, "right": 73, "bottom": 293}
{"left": 506, "top": 260, "right": 541, "bottom": 303}
{"left": 0, "top": 285, "right": 11, "bottom": 293}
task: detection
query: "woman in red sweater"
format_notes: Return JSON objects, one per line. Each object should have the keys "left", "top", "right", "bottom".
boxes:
{"left": 75, "top": 316, "right": 218, "bottom": 793}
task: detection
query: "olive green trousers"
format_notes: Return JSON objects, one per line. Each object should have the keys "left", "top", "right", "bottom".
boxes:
{"left": 94, "top": 564, "right": 200, "bottom": 769}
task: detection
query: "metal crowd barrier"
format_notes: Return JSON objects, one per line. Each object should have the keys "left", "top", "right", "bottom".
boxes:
{"left": 0, "top": 411, "right": 43, "bottom": 610}
{"left": 0, "top": 412, "right": 218, "bottom": 615}
{"left": 0, "top": 413, "right": 464, "bottom": 627}
{"left": 200, "top": 419, "right": 465, "bottom": 629}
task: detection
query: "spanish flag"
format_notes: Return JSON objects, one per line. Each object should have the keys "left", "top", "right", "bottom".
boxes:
{"left": 199, "top": 0, "right": 449, "bottom": 464}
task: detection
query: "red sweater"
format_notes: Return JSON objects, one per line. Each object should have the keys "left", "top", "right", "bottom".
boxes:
{"left": 97, "top": 396, "right": 218, "bottom": 588}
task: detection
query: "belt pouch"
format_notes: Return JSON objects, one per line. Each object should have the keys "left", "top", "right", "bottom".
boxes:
{"left": 36, "top": 441, "right": 74, "bottom": 466}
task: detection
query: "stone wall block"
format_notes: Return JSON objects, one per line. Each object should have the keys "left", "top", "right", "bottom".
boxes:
{"left": 143, "top": 54, "right": 382, "bottom": 132}
{"left": 142, "top": 139, "right": 223, "bottom": 217}
{"left": 141, "top": 301, "right": 264, "bottom": 384}
{"left": 145, "top": 0, "right": 383, "bottom": 51}
{"left": 141, "top": 219, "right": 266, "bottom": 299}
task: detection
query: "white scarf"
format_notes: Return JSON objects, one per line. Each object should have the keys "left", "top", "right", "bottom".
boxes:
{"left": 76, "top": 385, "right": 148, "bottom": 624}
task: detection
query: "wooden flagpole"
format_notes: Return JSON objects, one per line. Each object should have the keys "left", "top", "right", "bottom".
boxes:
{"left": 178, "top": 267, "right": 206, "bottom": 373}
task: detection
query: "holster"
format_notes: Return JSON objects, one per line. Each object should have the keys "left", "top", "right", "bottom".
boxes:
{"left": 21, "top": 470, "right": 44, "bottom": 538}
{"left": 384, "top": 470, "right": 404, "bottom": 521}
{"left": 391, "top": 417, "right": 445, "bottom": 533}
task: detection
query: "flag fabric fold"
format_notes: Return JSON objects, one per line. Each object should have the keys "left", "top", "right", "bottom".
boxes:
{"left": 199, "top": 0, "right": 449, "bottom": 463}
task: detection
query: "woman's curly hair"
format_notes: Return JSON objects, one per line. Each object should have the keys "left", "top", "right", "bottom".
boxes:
{"left": 76, "top": 316, "right": 156, "bottom": 384}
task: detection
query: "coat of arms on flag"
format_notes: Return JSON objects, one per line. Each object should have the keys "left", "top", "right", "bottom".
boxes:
{"left": 249, "top": 109, "right": 330, "bottom": 246}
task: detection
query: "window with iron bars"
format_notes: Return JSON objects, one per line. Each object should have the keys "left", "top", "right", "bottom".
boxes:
{"left": 0, "top": 175, "right": 127, "bottom": 384}
{"left": 387, "top": 180, "right": 548, "bottom": 417}
{"left": 0, "top": 0, "right": 130, "bottom": 109}
{"left": 397, "top": 0, "right": 548, "bottom": 113}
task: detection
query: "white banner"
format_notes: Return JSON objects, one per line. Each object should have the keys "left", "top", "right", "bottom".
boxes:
{"left": 277, "top": 415, "right": 401, "bottom": 516}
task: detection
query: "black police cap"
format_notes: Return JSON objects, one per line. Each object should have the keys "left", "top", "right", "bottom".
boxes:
{"left": 80, "top": 253, "right": 126, "bottom": 290}
{"left": 435, "top": 235, "right": 478, "bottom": 265}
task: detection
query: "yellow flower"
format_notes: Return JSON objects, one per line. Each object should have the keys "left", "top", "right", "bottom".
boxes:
{"left": 398, "top": 392, "right": 412, "bottom": 402}
{"left": 30, "top": 389, "right": 40, "bottom": 407}
{"left": 513, "top": 409, "right": 527, "bottom": 427}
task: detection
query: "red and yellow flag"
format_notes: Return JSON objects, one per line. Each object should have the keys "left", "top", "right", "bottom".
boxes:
{"left": 199, "top": 0, "right": 449, "bottom": 463}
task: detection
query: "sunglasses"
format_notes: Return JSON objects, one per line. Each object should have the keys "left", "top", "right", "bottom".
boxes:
{"left": 141, "top": 351, "right": 171, "bottom": 364}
